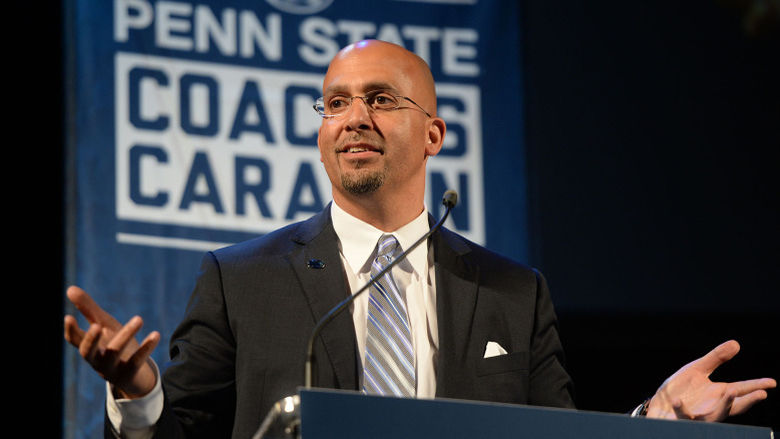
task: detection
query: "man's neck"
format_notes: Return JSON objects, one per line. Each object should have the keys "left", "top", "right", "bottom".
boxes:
{"left": 332, "top": 190, "right": 424, "bottom": 232}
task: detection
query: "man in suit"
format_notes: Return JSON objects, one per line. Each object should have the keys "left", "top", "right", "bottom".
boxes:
{"left": 64, "top": 40, "right": 775, "bottom": 438}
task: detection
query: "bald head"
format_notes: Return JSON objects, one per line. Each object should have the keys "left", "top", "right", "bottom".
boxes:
{"left": 323, "top": 40, "right": 438, "bottom": 115}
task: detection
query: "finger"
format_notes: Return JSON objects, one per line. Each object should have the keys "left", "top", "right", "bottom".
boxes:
{"left": 692, "top": 340, "right": 740, "bottom": 375}
{"left": 730, "top": 390, "right": 769, "bottom": 416}
{"left": 128, "top": 331, "right": 161, "bottom": 369}
{"left": 64, "top": 315, "right": 85, "bottom": 347}
{"left": 66, "top": 286, "right": 121, "bottom": 329}
{"left": 728, "top": 378, "right": 777, "bottom": 396}
{"left": 105, "top": 316, "right": 144, "bottom": 354}
{"left": 701, "top": 387, "right": 737, "bottom": 422}
{"left": 79, "top": 323, "right": 103, "bottom": 361}
{"left": 715, "top": 388, "right": 739, "bottom": 421}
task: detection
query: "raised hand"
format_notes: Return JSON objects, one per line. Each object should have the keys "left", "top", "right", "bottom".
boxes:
{"left": 646, "top": 340, "right": 776, "bottom": 421}
{"left": 64, "top": 286, "right": 160, "bottom": 399}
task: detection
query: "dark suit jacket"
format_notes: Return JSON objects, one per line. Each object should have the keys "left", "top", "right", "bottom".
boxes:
{"left": 136, "top": 206, "right": 573, "bottom": 438}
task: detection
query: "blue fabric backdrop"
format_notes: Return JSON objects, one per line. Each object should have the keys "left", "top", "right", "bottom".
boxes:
{"left": 64, "top": 0, "right": 530, "bottom": 436}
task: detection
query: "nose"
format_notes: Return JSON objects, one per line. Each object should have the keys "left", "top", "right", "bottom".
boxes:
{"left": 344, "top": 96, "right": 373, "bottom": 131}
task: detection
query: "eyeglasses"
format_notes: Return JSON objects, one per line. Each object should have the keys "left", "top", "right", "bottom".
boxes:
{"left": 313, "top": 90, "right": 431, "bottom": 118}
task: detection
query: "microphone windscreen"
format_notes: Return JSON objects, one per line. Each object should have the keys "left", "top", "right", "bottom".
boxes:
{"left": 442, "top": 190, "right": 458, "bottom": 208}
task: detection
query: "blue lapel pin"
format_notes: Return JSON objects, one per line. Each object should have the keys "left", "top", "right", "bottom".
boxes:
{"left": 307, "top": 259, "right": 325, "bottom": 269}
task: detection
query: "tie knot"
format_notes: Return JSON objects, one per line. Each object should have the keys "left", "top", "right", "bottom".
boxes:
{"left": 377, "top": 234, "right": 399, "bottom": 259}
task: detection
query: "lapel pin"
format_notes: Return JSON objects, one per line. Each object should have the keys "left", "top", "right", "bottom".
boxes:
{"left": 307, "top": 259, "right": 325, "bottom": 269}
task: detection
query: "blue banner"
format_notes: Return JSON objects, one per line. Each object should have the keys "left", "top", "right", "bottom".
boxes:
{"left": 64, "top": 0, "right": 529, "bottom": 436}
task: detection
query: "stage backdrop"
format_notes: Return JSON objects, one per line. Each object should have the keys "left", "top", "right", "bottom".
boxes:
{"left": 63, "top": 0, "right": 529, "bottom": 437}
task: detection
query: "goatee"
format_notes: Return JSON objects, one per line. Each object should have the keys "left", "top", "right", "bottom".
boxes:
{"left": 341, "top": 171, "right": 384, "bottom": 194}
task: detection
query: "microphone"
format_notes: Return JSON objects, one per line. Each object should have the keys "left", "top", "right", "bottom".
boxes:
{"left": 442, "top": 189, "right": 457, "bottom": 209}
{"left": 304, "top": 190, "right": 459, "bottom": 389}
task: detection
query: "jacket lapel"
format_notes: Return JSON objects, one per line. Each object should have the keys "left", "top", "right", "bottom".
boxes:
{"left": 284, "top": 209, "right": 480, "bottom": 396}
{"left": 286, "top": 205, "right": 358, "bottom": 391}
{"left": 432, "top": 227, "right": 480, "bottom": 398}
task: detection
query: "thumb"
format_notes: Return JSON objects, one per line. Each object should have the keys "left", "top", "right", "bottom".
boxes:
{"left": 693, "top": 340, "right": 740, "bottom": 375}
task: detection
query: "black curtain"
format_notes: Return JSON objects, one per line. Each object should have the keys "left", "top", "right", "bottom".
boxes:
{"left": 522, "top": 0, "right": 779, "bottom": 429}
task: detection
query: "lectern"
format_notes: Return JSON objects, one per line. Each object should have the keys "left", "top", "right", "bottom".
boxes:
{"left": 255, "top": 389, "right": 773, "bottom": 439}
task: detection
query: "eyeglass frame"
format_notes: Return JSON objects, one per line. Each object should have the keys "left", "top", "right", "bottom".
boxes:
{"left": 313, "top": 92, "right": 432, "bottom": 118}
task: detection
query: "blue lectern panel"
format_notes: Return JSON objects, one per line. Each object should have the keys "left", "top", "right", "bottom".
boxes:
{"left": 299, "top": 389, "right": 771, "bottom": 439}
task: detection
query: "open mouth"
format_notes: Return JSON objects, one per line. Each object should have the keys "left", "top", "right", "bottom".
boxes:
{"left": 339, "top": 143, "right": 382, "bottom": 154}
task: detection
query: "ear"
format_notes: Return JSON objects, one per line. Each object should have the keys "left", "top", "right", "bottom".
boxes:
{"left": 317, "top": 124, "right": 325, "bottom": 163}
{"left": 424, "top": 117, "right": 446, "bottom": 158}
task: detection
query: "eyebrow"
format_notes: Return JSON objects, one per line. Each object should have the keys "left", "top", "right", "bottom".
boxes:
{"left": 324, "top": 81, "right": 401, "bottom": 97}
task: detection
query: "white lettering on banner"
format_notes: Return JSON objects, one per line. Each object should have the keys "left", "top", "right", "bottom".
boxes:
{"left": 115, "top": 0, "right": 282, "bottom": 61}
{"left": 297, "top": 18, "right": 480, "bottom": 76}
{"left": 115, "top": 53, "right": 485, "bottom": 246}
{"left": 113, "top": 0, "right": 478, "bottom": 77}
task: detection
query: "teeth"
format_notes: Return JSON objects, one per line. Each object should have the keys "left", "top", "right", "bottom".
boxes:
{"left": 348, "top": 147, "right": 368, "bottom": 153}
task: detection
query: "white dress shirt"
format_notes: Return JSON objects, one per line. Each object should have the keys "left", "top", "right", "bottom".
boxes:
{"left": 106, "top": 201, "right": 439, "bottom": 436}
{"left": 330, "top": 201, "right": 439, "bottom": 398}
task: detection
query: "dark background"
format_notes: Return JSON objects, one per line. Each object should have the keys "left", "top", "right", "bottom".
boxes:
{"left": 30, "top": 0, "right": 777, "bottom": 436}
{"left": 521, "top": 0, "right": 779, "bottom": 430}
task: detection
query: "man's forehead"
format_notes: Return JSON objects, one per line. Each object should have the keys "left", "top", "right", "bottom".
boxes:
{"left": 323, "top": 80, "right": 401, "bottom": 96}
{"left": 321, "top": 40, "right": 434, "bottom": 106}
{"left": 322, "top": 56, "right": 413, "bottom": 96}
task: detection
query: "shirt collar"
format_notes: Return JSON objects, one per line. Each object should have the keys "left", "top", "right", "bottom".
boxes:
{"left": 330, "top": 200, "right": 430, "bottom": 276}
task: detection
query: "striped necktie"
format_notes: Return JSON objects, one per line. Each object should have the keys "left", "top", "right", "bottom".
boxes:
{"left": 362, "top": 234, "right": 416, "bottom": 397}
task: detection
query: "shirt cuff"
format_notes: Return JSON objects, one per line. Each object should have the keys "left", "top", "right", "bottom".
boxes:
{"left": 105, "top": 359, "right": 163, "bottom": 436}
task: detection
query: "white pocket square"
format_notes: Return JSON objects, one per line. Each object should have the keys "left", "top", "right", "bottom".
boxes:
{"left": 483, "top": 341, "right": 508, "bottom": 358}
